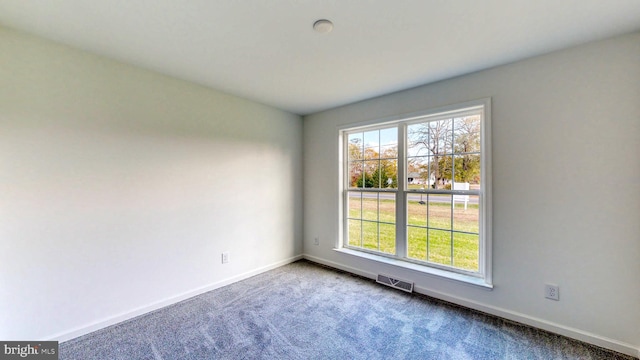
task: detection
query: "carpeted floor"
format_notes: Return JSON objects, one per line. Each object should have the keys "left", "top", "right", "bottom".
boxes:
{"left": 60, "top": 260, "right": 634, "bottom": 359}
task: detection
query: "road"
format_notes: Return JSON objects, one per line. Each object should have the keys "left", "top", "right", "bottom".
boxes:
{"left": 349, "top": 191, "right": 479, "bottom": 205}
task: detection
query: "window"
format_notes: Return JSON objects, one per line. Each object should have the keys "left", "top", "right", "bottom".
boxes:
{"left": 340, "top": 99, "right": 491, "bottom": 284}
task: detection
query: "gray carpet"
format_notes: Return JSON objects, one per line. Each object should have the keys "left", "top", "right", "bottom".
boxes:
{"left": 60, "top": 260, "right": 634, "bottom": 359}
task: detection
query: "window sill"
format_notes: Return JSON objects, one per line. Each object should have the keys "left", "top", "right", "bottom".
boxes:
{"left": 334, "top": 248, "right": 493, "bottom": 290}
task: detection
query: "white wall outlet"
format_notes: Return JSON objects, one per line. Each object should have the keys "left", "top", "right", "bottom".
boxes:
{"left": 221, "top": 252, "right": 230, "bottom": 264}
{"left": 545, "top": 284, "right": 559, "bottom": 301}
{"left": 313, "top": 236, "right": 319, "bottom": 246}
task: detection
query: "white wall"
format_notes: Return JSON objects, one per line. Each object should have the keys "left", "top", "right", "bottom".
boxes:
{"left": 303, "top": 32, "right": 640, "bottom": 356}
{"left": 0, "top": 27, "right": 303, "bottom": 340}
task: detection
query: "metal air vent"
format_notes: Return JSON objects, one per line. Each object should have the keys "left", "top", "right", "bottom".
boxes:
{"left": 376, "top": 274, "right": 414, "bottom": 293}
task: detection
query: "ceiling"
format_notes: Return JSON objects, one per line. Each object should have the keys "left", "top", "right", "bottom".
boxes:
{"left": 1, "top": 1, "right": 639, "bottom": 115}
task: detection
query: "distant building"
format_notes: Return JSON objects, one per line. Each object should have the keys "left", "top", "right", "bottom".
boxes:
{"left": 407, "top": 172, "right": 435, "bottom": 186}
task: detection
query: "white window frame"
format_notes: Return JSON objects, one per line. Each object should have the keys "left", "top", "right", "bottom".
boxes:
{"left": 337, "top": 99, "right": 492, "bottom": 287}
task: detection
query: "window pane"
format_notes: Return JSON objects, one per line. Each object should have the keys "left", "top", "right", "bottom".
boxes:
{"left": 348, "top": 133, "right": 364, "bottom": 160}
{"left": 453, "top": 154, "right": 480, "bottom": 186}
{"left": 428, "top": 119, "right": 453, "bottom": 156}
{"left": 362, "top": 193, "right": 378, "bottom": 221}
{"left": 380, "top": 127, "right": 397, "bottom": 147}
{"left": 407, "top": 156, "right": 430, "bottom": 189}
{"left": 379, "top": 223, "right": 396, "bottom": 254}
{"left": 364, "top": 131, "right": 379, "bottom": 159}
{"left": 348, "top": 161, "right": 363, "bottom": 188}
{"left": 348, "top": 219, "right": 362, "bottom": 247}
{"left": 348, "top": 192, "right": 362, "bottom": 219}
{"left": 428, "top": 229, "right": 452, "bottom": 266}
{"left": 380, "top": 159, "right": 397, "bottom": 189}
{"left": 364, "top": 130, "right": 379, "bottom": 148}
{"left": 428, "top": 194, "right": 451, "bottom": 230}
{"left": 407, "top": 195, "right": 427, "bottom": 226}
{"left": 362, "top": 221, "right": 378, "bottom": 250}
{"left": 407, "top": 226, "right": 427, "bottom": 261}
{"left": 453, "top": 232, "right": 479, "bottom": 272}
{"left": 453, "top": 195, "right": 479, "bottom": 233}
{"left": 429, "top": 155, "right": 452, "bottom": 190}
{"left": 379, "top": 195, "right": 395, "bottom": 224}
{"left": 434, "top": 155, "right": 453, "bottom": 188}
{"left": 454, "top": 116, "right": 481, "bottom": 154}
{"left": 363, "top": 161, "right": 379, "bottom": 188}
{"left": 407, "top": 123, "right": 429, "bottom": 157}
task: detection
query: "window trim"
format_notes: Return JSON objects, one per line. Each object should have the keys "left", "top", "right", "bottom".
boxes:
{"left": 337, "top": 98, "right": 492, "bottom": 287}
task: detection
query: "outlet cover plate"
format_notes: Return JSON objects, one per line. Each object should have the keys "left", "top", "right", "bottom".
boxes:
{"left": 545, "top": 284, "right": 559, "bottom": 301}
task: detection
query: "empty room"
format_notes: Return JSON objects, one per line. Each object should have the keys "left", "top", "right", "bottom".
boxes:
{"left": 1, "top": 1, "right": 639, "bottom": 359}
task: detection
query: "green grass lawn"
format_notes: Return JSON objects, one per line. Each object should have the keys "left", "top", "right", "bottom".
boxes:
{"left": 348, "top": 197, "right": 479, "bottom": 272}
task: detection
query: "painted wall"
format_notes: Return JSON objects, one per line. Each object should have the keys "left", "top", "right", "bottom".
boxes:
{"left": 303, "top": 32, "right": 640, "bottom": 355}
{"left": 0, "top": 27, "right": 303, "bottom": 340}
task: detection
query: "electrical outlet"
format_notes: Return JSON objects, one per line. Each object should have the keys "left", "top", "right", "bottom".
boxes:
{"left": 313, "top": 237, "right": 319, "bottom": 246}
{"left": 545, "top": 284, "right": 559, "bottom": 301}
{"left": 221, "top": 252, "right": 230, "bottom": 264}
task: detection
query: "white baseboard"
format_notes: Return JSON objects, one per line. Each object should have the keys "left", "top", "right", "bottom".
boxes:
{"left": 49, "top": 254, "right": 303, "bottom": 343}
{"left": 302, "top": 254, "right": 639, "bottom": 358}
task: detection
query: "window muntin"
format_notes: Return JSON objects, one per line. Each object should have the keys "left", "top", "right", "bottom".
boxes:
{"left": 341, "top": 102, "right": 489, "bottom": 279}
